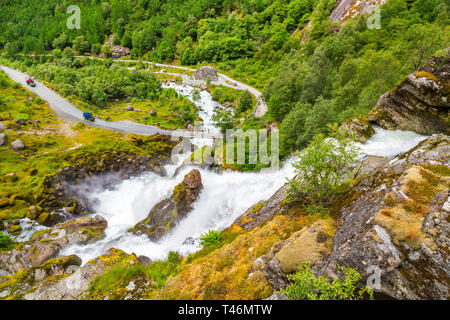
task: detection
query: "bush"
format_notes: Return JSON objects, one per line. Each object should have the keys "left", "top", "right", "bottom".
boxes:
{"left": 200, "top": 230, "right": 222, "bottom": 247}
{"left": 287, "top": 124, "right": 360, "bottom": 205}
{"left": 280, "top": 263, "right": 373, "bottom": 300}
{"left": 0, "top": 232, "right": 16, "bottom": 251}
{"left": 236, "top": 90, "right": 253, "bottom": 115}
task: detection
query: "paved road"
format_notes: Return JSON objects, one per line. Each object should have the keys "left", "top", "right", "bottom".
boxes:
{"left": 1, "top": 66, "right": 198, "bottom": 138}
{"left": 77, "top": 56, "right": 268, "bottom": 117}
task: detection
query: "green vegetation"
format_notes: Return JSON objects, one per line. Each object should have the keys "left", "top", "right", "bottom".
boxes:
{"left": 0, "top": 232, "right": 16, "bottom": 251}
{"left": 88, "top": 251, "right": 182, "bottom": 298}
{"left": 30, "top": 59, "right": 161, "bottom": 107}
{"left": 0, "top": 69, "right": 175, "bottom": 222}
{"left": 265, "top": 0, "right": 449, "bottom": 154}
{"left": 287, "top": 125, "right": 360, "bottom": 206}
{"left": 280, "top": 262, "right": 373, "bottom": 300}
{"left": 236, "top": 90, "right": 254, "bottom": 115}
{"left": 2, "top": 0, "right": 447, "bottom": 155}
{"left": 200, "top": 230, "right": 222, "bottom": 247}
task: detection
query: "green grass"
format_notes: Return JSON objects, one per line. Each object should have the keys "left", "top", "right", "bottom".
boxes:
{"left": 87, "top": 251, "right": 182, "bottom": 299}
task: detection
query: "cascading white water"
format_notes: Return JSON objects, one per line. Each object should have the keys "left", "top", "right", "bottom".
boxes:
{"left": 356, "top": 125, "right": 429, "bottom": 157}
{"left": 59, "top": 83, "right": 430, "bottom": 264}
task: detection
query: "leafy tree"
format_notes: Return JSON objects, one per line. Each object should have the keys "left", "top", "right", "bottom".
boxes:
{"left": 287, "top": 125, "right": 360, "bottom": 204}
{"left": 212, "top": 109, "right": 234, "bottom": 134}
{"left": 101, "top": 43, "right": 113, "bottom": 58}
{"left": 236, "top": 90, "right": 253, "bottom": 115}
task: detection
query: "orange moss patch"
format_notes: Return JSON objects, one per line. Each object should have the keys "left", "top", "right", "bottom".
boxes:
{"left": 414, "top": 71, "right": 439, "bottom": 82}
{"left": 159, "top": 215, "right": 316, "bottom": 300}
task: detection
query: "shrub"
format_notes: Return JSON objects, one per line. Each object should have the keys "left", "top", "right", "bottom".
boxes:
{"left": 0, "top": 232, "right": 16, "bottom": 251}
{"left": 287, "top": 124, "right": 360, "bottom": 205}
{"left": 280, "top": 263, "right": 373, "bottom": 300}
{"left": 200, "top": 230, "right": 222, "bottom": 247}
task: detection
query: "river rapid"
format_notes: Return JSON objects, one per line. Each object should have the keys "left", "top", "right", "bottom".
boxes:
{"left": 58, "top": 83, "right": 429, "bottom": 264}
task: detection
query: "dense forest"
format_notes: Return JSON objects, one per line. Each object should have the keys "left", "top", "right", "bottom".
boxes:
{"left": 0, "top": 0, "right": 448, "bottom": 155}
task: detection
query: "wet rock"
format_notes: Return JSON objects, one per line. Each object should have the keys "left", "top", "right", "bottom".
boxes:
{"left": 15, "top": 119, "right": 27, "bottom": 126}
{"left": 26, "top": 205, "right": 41, "bottom": 220}
{"left": 149, "top": 110, "right": 157, "bottom": 116}
{"left": 0, "top": 255, "right": 82, "bottom": 299}
{"left": 368, "top": 56, "right": 449, "bottom": 136}
{"left": 134, "top": 108, "right": 142, "bottom": 112}
{"left": 0, "top": 122, "right": 7, "bottom": 132}
{"left": 340, "top": 115, "right": 375, "bottom": 143}
{"left": 137, "top": 255, "right": 152, "bottom": 266}
{"left": 131, "top": 169, "right": 203, "bottom": 241}
{"left": 22, "top": 249, "right": 137, "bottom": 300}
{"left": 0, "top": 215, "right": 107, "bottom": 274}
{"left": 182, "top": 237, "right": 195, "bottom": 246}
{"left": 125, "top": 105, "right": 134, "bottom": 111}
{"left": 11, "top": 140, "right": 25, "bottom": 150}
{"left": 193, "top": 66, "right": 218, "bottom": 82}
{"left": 0, "top": 133, "right": 6, "bottom": 145}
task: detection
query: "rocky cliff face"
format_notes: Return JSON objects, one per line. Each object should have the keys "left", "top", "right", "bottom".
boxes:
{"left": 342, "top": 56, "right": 449, "bottom": 141}
{"left": 330, "top": 0, "right": 386, "bottom": 23}
{"left": 131, "top": 169, "right": 203, "bottom": 241}
{"left": 368, "top": 56, "right": 449, "bottom": 136}
{"left": 260, "top": 135, "right": 450, "bottom": 299}
{"left": 316, "top": 135, "right": 449, "bottom": 299}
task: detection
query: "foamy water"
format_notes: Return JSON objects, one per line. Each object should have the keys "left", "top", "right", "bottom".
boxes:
{"left": 58, "top": 86, "right": 429, "bottom": 263}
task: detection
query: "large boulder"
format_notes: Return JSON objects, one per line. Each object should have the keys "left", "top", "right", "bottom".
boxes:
{"left": 131, "top": 169, "right": 203, "bottom": 240}
{"left": 367, "top": 56, "right": 449, "bottom": 136}
{"left": 0, "top": 133, "right": 7, "bottom": 146}
{"left": 0, "top": 215, "right": 107, "bottom": 274}
{"left": 193, "top": 66, "right": 218, "bottom": 82}
{"left": 340, "top": 115, "right": 375, "bottom": 143}
{"left": 11, "top": 140, "right": 25, "bottom": 150}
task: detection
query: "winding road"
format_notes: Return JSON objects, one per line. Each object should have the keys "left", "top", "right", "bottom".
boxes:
{"left": 1, "top": 57, "right": 267, "bottom": 137}
{"left": 76, "top": 56, "right": 268, "bottom": 117}
{"left": 1, "top": 66, "right": 212, "bottom": 138}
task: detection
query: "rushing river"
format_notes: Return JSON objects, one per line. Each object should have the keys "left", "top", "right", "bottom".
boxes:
{"left": 57, "top": 84, "right": 429, "bottom": 264}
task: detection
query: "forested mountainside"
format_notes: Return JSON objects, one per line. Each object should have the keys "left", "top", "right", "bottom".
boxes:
{"left": 0, "top": 0, "right": 449, "bottom": 302}
{"left": 1, "top": 0, "right": 448, "bottom": 155}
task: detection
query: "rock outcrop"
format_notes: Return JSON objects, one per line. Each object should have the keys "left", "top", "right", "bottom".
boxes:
{"left": 0, "top": 215, "right": 107, "bottom": 274}
{"left": 330, "top": 0, "right": 386, "bottom": 23}
{"left": 260, "top": 135, "right": 449, "bottom": 299}
{"left": 131, "top": 169, "right": 203, "bottom": 240}
{"left": 316, "top": 135, "right": 450, "bottom": 299}
{"left": 340, "top": 115, "right": 376, "bottom": 143}
{"left": 0, "top": 248, "right": 139, "bottom": 300}
{"left": 192, "top": 66, "right": 218, "bottom": 82}
{"left": 368, "top": 56, "right": 449, "bottom": 136}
